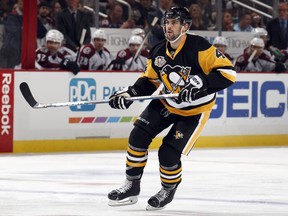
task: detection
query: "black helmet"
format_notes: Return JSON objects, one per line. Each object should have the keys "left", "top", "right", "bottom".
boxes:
{"left": 162, "top": 7, "right": 192, "bottom": 27}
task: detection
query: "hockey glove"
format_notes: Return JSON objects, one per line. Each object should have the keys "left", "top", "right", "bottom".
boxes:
{"left": 60, "top": 59, "right": 80, "bottom": 75}
{"left": 177, "top": 75, "right": 207, "bottom": 103}
{"left": 109, "top": 86, "right": 138, "bottom": 109}
{"left": 108, "top": 59, "right": 126, "bottom": 71}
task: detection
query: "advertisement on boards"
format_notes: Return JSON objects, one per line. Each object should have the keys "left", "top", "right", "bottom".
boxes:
{"left": 0, "top": 70, "right": 14, "bottom": 152}
{"left": 13, "top": 71, "right": 288, "bottom": 143}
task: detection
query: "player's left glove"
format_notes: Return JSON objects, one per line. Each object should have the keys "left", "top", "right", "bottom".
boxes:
{"left": 109, "top": 86, "right": 138, "bottom": 109}
{"left": 177, "top": 74, "right": 207, "bottom": 103}
{"left": 60, "top": 59, "right": 80, "bottom": 75}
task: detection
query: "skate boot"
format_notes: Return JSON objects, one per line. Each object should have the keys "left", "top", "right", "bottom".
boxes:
{"left": 108, "top": 179, "right": 140, "bottom": 206}
{"left": 146, "top": 187, "right": 177, "bottom": 210}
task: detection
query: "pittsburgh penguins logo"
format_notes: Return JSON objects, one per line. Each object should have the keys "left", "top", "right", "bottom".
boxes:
{"left": 161, "top": 65, "right": 191, "bottom": 92}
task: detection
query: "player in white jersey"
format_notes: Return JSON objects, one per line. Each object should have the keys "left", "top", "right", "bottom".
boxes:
{"left": 35, "top": 29, "right": 79, "bottom": 75}
{"left": 78, "top": 29, "right": 112, "bottom": 70}
{"left": 235, "top": 37, "right": 286, "bottom": 72}
{"left": 108, "top": 35, "right": 149, "bottom": 71}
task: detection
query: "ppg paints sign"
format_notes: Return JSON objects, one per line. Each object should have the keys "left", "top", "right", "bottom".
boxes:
{"left": 69, "top": 78, "right": 97, "bottom": 111}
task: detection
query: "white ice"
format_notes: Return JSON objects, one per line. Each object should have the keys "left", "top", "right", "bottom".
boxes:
{"left": 1, "top": 147, "right": 288, "bottom": 216}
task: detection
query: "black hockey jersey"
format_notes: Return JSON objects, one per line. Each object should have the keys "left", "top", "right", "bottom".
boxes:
{"left": 132, "top": 34, "right": 236, "bottom": 116}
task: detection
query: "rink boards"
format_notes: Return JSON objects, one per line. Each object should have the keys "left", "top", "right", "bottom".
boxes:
{"left": 0, "top": 70, "right": 288, "bottom": 153}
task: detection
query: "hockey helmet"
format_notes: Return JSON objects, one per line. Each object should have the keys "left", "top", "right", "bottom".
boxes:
{"left": 250, "top": 37, "right": 264, "bottom": 48}
{"left": 131, "top": 28, "right": 145, "bottom": 36}
{"left": 162, "top": 7, "right": 192, "bottom": 27}
{"left": 92, "top": 29, "right": 106, "bottom": 40}
{"left": 251, "top": 28, "right": 268, "bottom": 37}
{"left": 46, "top": 29, "right": 64, "bottom": 43}
{"left": 128, "top": 35, "right": 143, "bottom": 45}
{"left": 213, "top": 36, "right": 228, "bottom": 46}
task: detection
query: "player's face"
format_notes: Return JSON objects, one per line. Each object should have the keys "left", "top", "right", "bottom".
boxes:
{"left": 250, "top": 45, "right": 263, "bottom": 58}
{"left": 214, "top": 44, "right": 227, "bottom": 53}
{"left": 129, "top": 44, "right": 140, "bottom": 55}
{"left": 164, "top": 18, "right": 182, "bottom": 42}
{"left": 46, "top": 41, "right": 61, "bottom": 54}
{"left": 93, "top": 38, "right": 105, "bottom": 51}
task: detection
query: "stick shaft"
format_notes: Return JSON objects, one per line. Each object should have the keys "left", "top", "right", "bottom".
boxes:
{"left": 20, "top": 82, "right": 178, "bottom": 109}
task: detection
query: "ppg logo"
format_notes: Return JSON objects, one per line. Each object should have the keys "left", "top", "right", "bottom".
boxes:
{"left": 69, "top": 78, "right": 96, "bottom": 111}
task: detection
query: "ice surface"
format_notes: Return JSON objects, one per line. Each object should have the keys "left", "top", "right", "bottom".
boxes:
{"left": 1, "top": 147, "right": 288, "bottom": 216}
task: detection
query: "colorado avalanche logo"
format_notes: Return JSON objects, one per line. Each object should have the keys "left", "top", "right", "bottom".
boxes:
{"left": 161, "top": 65, "right": 191, "bottom": 92}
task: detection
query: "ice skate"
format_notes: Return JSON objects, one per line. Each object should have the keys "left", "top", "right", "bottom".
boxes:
{"left": 146, "top": 187, "right": 176, "bottom": 210}
{"left": 108, "top": 180, "right": 140, "bottom": 206}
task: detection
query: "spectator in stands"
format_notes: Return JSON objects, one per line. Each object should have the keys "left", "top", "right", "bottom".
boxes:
{"left": 250, "top": 12, "right": 265, "bottom": 28}
{"left": 212, "top": 36, "right": 233, "bottom": 61}
{"left": 37, "top": 2, "right": 55, "bottom": 48}
{"left": 122, "top": 0, "right": 148, "bottom": 29}
{"left": 108, "top": 35, "right": 148, "bottom": 71}
{"left": 188, "top": 4, "right": 207, "bottom": 30}
{"left": 56, "top": 0, "right": 91, "bottom": 52}
{"left": 222, "top": 10, "right": 234, "bottom": 31}
{"left": 139, "top": 0, "right": 156, "bottom": 14}
{"left": 233, "top": 12, "right": 253, "bottom": 32}
{"left": 234, "top": 37, "right": 286, "bottom": 73}
{"left": 51, "top": 0, "right": 62, "bottom": 20}
{"left": 266, "top": 2, "right": 288, "bottom": 50}
{"left": 0, "top": 0, "right": 15, "bottom": 24}
{"left": 100, "top": 2, "right": 135, "bottom": 28}
{"left": 197, "top": 0, "right": 215, "bottom": 30}
{"left": 1, "top": 0, "right": 23, "bottom": 68}
{"left": 35, "top": 29, "right": 79, "bottom": 75}
{"left": 147, "top": 0, "right": 174, "bottom": 49}
{"left": 78, "top": 29, "right": 112, "bottom": 70}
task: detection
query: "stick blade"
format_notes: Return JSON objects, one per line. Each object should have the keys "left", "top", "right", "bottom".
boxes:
{"left": 19, "top": 82, "right": 38, "bottom": 108}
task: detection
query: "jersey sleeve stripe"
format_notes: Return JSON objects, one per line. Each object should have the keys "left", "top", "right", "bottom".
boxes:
{"left": 217, "top": 69, "right": 237, "bottom": 82}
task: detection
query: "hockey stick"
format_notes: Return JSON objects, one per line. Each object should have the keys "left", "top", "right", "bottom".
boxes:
{"left": 75, "top": 28, "right": 87, "bottom": 63}
{"left": 127, "top": 17, "right": 159, "bottom": 70}
{"left": 19, "top": 82, "right": 178, "bottom": 109}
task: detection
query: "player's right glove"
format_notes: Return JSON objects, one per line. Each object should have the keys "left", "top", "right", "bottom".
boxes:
{"left": 60, "top": 59, "right": 80, "bottom": 75}
{"left": 177, "top": 74, "right": 207, "bottom": 103}
{"left": 109, "top": 86, "right": 138, "bottom": 109}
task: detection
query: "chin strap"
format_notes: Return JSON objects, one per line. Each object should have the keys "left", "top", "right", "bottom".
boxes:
{"left": 164, "top": 26, "right": 188, "bottom": 44}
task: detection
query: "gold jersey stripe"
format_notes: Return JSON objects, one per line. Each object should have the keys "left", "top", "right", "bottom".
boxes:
{"left": 198, "top": 46, "right": 233, "bottom": 75}
{"left": 183, "top": 110, "right": 211, "bottom": 155}
{"left": 218, "top": 69, "right": 237, "bottom": 82}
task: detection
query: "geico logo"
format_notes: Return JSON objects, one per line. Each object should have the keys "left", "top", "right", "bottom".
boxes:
{"left": 1, "top": 73, "right": 12, "bottom": 135}
{"left": 69, "top": 78, "right": 96, "bottom": 111}
{"left": 211, "top": 81, "right": 286, "bottom": 118}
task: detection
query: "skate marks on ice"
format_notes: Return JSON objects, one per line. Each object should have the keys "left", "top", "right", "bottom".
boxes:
{"left": 0, "top": 148, "right": 288, "bottom": 216}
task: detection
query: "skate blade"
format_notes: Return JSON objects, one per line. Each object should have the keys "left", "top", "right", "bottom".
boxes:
{"left": 108, "top": 196, "right": 138, "bottom": 207}
{"left": 146, "top": 204, "right": 164, "bottom": 211}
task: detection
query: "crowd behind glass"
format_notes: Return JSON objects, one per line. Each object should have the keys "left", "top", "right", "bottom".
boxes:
{"left": 0, "top": 0, "right": 287, "bottom": 72}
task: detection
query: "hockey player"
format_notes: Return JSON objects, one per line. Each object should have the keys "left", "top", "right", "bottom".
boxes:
{"left": 212, "top": 36, "right": 233, "bottom": 61}
{"left": 108, "top": 35, "right": 148, "bottom": 71}
{"left": 35, "top": 29, "right": 79, "bottom": 75}
{"left": 234, "top": 37, "right": 286, "bottom": 72}
{"left": 78, "top": 29, "right": 112, "bottom": 70}
{"left": 107, "top": 7, "right": 236, "bottom": 210}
